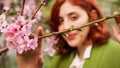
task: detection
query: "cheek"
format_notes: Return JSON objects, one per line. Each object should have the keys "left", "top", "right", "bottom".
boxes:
{"left": 73, "top": 23, "right": 84, "bottom": 29}
{"left": 75, "top": 17, "right": 89, "bottom": 28}
{"left": 79, "top": 27, "right": 90, "bottom": 39}
{"left": 83, "top": 27, "right": 89, "bottom": 33}
{"left": 58, "top": 25, "right": 63, "bottom": 31}
{"left": 74, "top": 21, "right": 87, "bottom": 28}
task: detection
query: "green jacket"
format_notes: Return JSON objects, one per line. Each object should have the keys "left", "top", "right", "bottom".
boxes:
{"left": 45, "top": 39, "right": 120, "bottom": 68}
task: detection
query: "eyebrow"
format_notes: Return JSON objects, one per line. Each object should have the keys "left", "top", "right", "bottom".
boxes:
{"left": 59, "top": 11, "right": 77, "bottom": 18}
{"left": 68, "top": 12, "right": 77, "bottom": 16}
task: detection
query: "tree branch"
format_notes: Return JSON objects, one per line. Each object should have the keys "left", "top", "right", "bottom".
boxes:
{"left": 38, "top": 12, "right": 120, "bottom": 39}
{"left": 0, "top": 47, "right": 8, "bottom": 56}
{"left": 0, "top": 12, "right": 120, "bottom": 55}
{"left": 21, "top": 0, "right": 26, "bottom": 15}
{"left": 30, "top": 0, "right": 46, "bottom": 19}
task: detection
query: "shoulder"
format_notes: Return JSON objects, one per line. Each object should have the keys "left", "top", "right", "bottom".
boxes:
{"left": 92, "top": 39, "right": 120, "bottom": 55}
{"left": 44, "top": 53, "right": 64, "bottom": 68}
{"left": 91, "top": 39, "right": 120, "bottom": 62}
{"left": 102, "top": 39, "right": 120, "bottom": 60}
{"left": 105, "top": 39, "right": 120, "bottom": 53}
{"left": 96, "top": 39, "right": 120, "bottom": 67}
{"left": 49, "top": 51, "right": 76, "bottom": 68}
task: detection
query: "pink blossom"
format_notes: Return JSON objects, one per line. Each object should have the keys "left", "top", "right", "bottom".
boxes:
{"left": 23, "top": 0, "right": 42, "bottom": 20}
{"left": 44, "top": 47, "right": 56, "bottom": 56}
{"left": 34, "top": 11, "right": 42, "bottom": 20}
{"left": 43, "top": 35, "right": 58, "bottom": 56}
{"left": 16, "top": 8, "right": 22, "bottom": 15}
{"left": 45, "top": 35, "right": 59, "bottom": 46}
{"left": 26, "top": 0, "right": 35, "bottom": 6}
{"left": 15, "top": 32, "right": 29, "bottom": 54}
{"left": 43, "top": 30, "right": 59, "bottom": 56}
{"left": 2, "top": 6, "right": 10, "bottom": 12}
{"left": 28, "top": 19, "right": 38, "bottom": 24}
{"left": 0, "top": 0, "right": 6, "bottom": 4}
{"left": 0, "top": 14, "right": 6, "bottom": 21}
{"left": 28, "top": 37, "right": 38, "bottom": 50}
{"left": 17, "top": 45, "right": 26, "bottom": 54}
{"left": 23, "top": 0, "right": 36, "bottom": 17}
{"left": 2, "top": 16, "right": 39, "bottom": 54}
{"left": 21, "top": 24, "right": 32, "bottom": 35}
{"left": 15, "top": 32, "right": 28, "bottom": 45}
{"left": 6, "top": 30, "right": 38, "bottom": 54}
{"left": 0, "top": 0, "right": 43, "bottom": 54}
{"left": 4, "top": 24, "right": 20, "bottom": 37}
{"left": 6, "top": 37, "right": 18, "bottom": 50}
{"left": 9, "top": 17, "right": 16, "bottom": 23}
{"left": 0, "top": 14, "right": 8, "bottom": 32}
{"left": 16, "top": 15, "right": 27, "bottom": 26}
{"left": 16, "top": 35, "right": 38, "bottom": 54}
{"left": 0, "top": 21, "right": 8, "bottom": 32}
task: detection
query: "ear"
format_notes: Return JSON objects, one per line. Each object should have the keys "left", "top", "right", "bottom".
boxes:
{"left": 90, "top": 10, "right": 98, "bottom": 21}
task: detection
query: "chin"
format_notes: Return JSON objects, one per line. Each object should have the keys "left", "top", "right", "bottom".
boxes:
{"left": 66, "top": 39, "right": 81, "bottom": 47}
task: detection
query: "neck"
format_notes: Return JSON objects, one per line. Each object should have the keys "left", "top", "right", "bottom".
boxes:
{"left": 77, "top": 40, "right": 92, "bottom": 61}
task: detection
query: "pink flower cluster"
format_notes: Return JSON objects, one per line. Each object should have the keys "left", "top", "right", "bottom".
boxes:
{"left": 0, "top": 0, "right": 43, "bottom": 54}
{"left": 0, "top": 14, "right": 38, "bottom": 54}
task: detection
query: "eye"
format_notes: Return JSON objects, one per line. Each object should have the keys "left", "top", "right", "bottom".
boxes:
{"left": 58, "top": 17, "right": 64, "bottom": 24}
{"left": 70, "top": 15, "right": 78, "bottom": 21}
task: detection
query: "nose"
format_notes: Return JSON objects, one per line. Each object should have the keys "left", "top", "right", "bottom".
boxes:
{"left": 63, "top": 19, "right": 71, "bottom": 29}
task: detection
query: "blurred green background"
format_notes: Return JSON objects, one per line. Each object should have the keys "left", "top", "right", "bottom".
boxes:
{"left": 0, "top": 0, "right": 120, "bottom": 68}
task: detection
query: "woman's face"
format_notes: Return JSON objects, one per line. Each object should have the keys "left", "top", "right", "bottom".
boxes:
{"left": 58, "top": 1, "right": 90, "bottom": 47}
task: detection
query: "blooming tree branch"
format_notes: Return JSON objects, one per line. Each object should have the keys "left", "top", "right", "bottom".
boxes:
{"left": 0, "top": 12, "right": 120, "bottom": 55}
{"left": 30, "top": 0, "right": 46, "bottom": 19}
{"left": 21, "top": 0, "right": 26, "bottom": 15}
{"left": 0, "top": 0, "right": 45, "bottom": 55}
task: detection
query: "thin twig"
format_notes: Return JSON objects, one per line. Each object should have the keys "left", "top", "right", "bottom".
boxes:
{"left": 30, "top": 0, "right": 46, "bottom": 19}
{"left": 0, "top": 47, "right": 8, "bottom": 56}
{"left": 4, "top": 0, "right": 13, "bottom": 15}
{"left": 39, "top": 12, "right": 120, "bottom": 39}
{"left": 0, "top": 12, "right": 120, "bottom": 55}
{"left": 21, "top": 0, "right": 26, "bottom": 15}
{"left": 8, "top": 0, "right": 13, "bottom": 10}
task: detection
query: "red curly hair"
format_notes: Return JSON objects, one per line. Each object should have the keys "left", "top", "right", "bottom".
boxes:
{"left": 50, "top": 0, "right": 110, "bottom": 55}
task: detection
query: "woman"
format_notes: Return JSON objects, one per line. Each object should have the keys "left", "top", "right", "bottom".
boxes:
{"left": 16, "top": 0, "right": 120, "bottom": 68}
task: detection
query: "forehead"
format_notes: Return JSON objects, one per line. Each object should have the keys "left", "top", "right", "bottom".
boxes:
{"left": 59, "top": 1, "right": 86, "bottom": 17}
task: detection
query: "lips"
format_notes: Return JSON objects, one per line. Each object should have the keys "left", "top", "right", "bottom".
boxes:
{"left": 64, "top": 33, "right": 77, "bottom": 40}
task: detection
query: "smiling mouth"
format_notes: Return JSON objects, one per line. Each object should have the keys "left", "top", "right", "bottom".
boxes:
{"left": 64, "top": 33, "right": 77, "bottom": 40}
